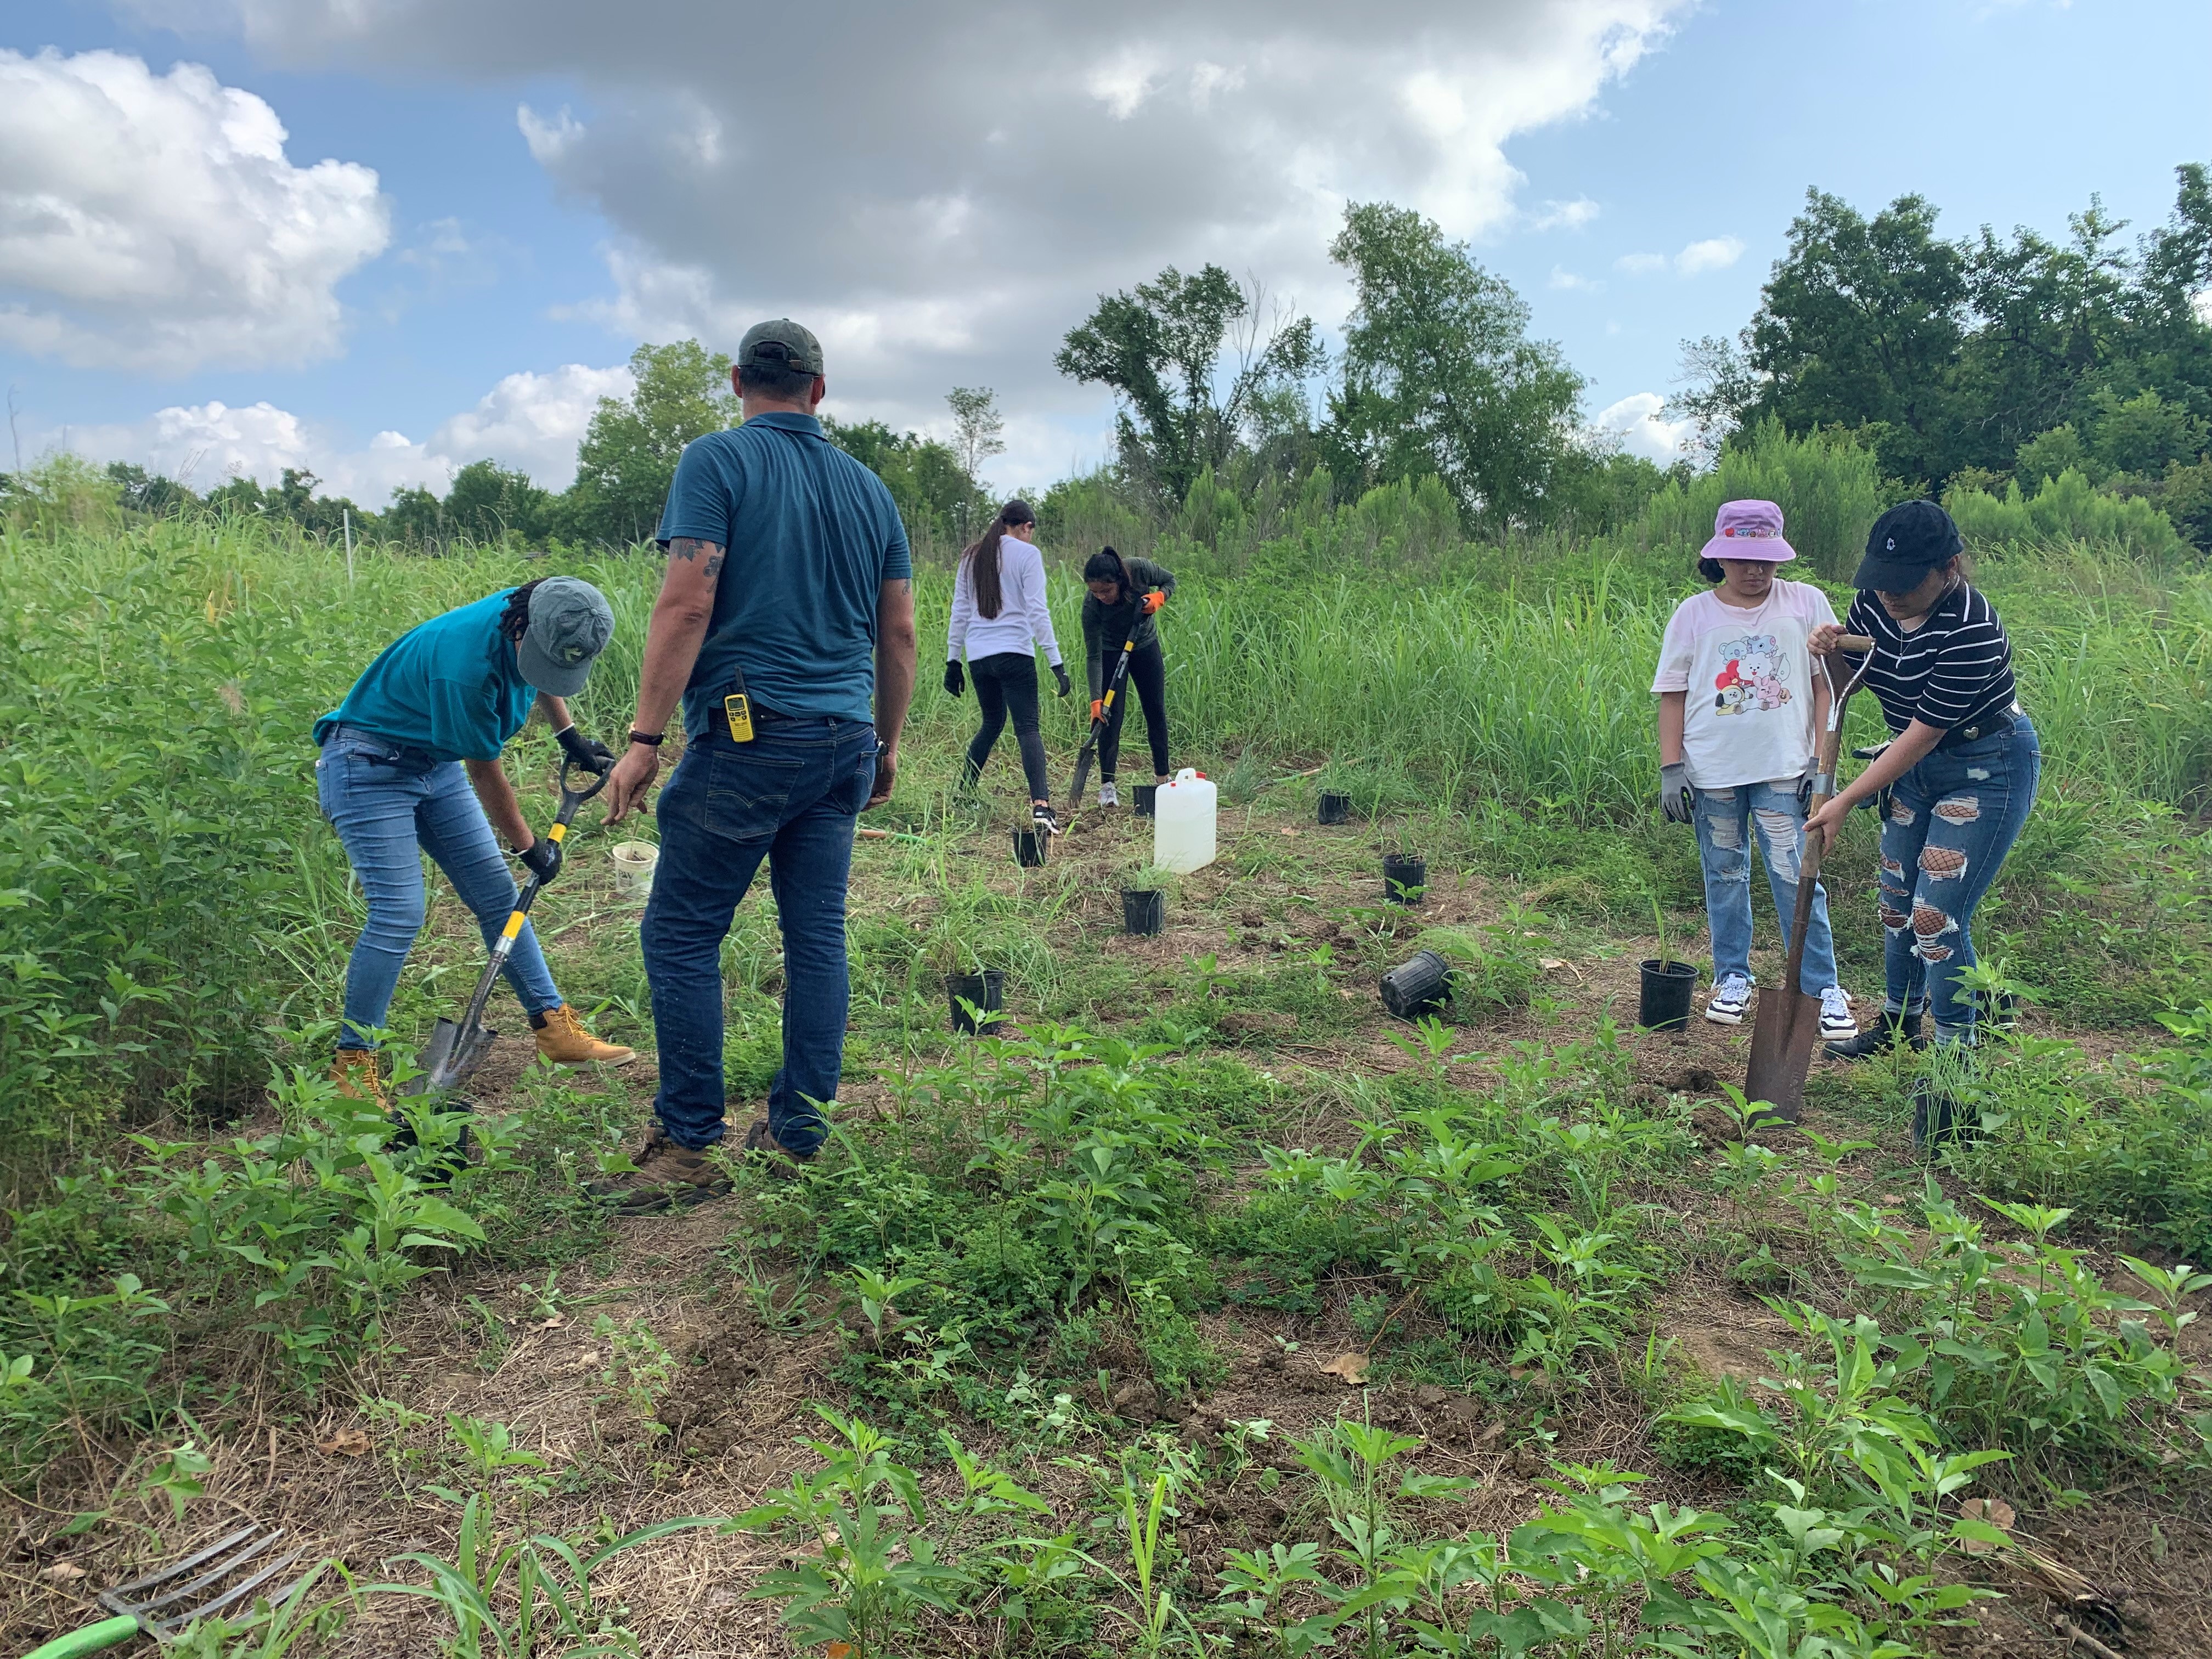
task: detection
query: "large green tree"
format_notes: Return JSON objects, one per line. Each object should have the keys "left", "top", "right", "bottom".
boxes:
{"left": 1056, "top": 264, "right": 1320, "bottom": 500}
{"left": 558, "top": 340, "right": 739, "bottom": 546}
{"left": 1747, "top": 190, "right": 1967, "bottom": 484}
{"left": 1326, "top": 201, "right": 1585, "bottom": 528}
{"left": 446, "top": 459, "right": 550, "bottom": 545}
{"left": 822, "top": 417, "right": 982, "bottom": 550}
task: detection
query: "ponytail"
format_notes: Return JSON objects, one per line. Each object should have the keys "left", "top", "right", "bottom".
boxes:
{"left": 961, "top": 498, "right": 1036, "bottom": 622}
{"left": 1082, "top": 545, "right": 1132, "bottom": 602}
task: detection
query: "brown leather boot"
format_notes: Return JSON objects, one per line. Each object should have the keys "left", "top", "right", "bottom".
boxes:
{"left": 743, "top": 1118, "right": 816, "bottom": 1180}
{"left": 584, "top": 1126, "right": 731, "bottom": 1213}
{"left": 531, "top": 1005, "right": 636, "bottom": 1066}
{"left": 330, "top": 1049, "right": 386, "bottom": 1108}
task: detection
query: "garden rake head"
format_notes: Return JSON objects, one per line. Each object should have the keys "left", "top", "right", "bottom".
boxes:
{"left": 98, "top": 1522, "right": 306, "bottom": 1638}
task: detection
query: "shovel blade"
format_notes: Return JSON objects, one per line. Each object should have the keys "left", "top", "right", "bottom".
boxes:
{"left": 1066, "top": 743, "right": 1098, "bottom": 811}
{"left": 399, "top": 1017, "right": 497, "bottom": 1097}
{"left": 1743, "top": 985, "right": 1822, "bottom": 1123}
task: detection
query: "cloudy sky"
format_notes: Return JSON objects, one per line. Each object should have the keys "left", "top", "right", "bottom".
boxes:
{"left": 4, "top": 0, "right": 2207, "bottom": 506}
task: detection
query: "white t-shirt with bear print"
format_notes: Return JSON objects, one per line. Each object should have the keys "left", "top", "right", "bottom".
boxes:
{"left": 1652, "top": 580, "right": 1838, "bottom": 789}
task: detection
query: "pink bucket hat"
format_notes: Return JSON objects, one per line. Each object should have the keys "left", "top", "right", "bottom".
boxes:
{"left": 1701, "top": 499, "right": 1797, "bottom": 562}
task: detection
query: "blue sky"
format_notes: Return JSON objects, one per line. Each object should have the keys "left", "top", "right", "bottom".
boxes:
{"left": 4, "top": 0, "right": 2207, "bottom": 504}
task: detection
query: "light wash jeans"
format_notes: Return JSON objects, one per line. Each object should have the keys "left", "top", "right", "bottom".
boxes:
{"left": 315, "top": 725, "right": 561, "bottom": 1051}
{"left": 1873, "top": 714, "right": 2040, "bottom": 1043}
{"left": 1692, "top": 778, "right": 1840, "bottom": 995}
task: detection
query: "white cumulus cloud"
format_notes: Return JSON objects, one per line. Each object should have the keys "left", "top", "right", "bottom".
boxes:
{"left": 1593, "top": 390, "right": 1695, "bottom": 462}
{"left": 1674, "top": 235, "right": 1745, "bottom": 275}
{"left": 123, "top": 0, "right": 1692, "bottom": 435}
{"left": 0, "top": 48, "right": 389, "bottom": 374}
{"left": 55, "top": 361, "right": 635, "bottom": 506}
{"left": 1548, "top": 266, "right": 1605, "bottom": 293}
{"left": 1531, "top": 196, "right": 1600, "bottom": 231}
{"left": 1615, "top": 235, "right": 1746, "bottom": 279}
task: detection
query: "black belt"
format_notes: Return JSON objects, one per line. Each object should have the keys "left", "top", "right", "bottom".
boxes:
{"left": 707, "top": 702, "right": 797, "bottom": 737}
{"left": 1937, "top": 703, "right": 2023, "bottom": 750}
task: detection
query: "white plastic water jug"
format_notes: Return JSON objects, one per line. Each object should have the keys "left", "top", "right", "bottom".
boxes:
{"left": 1153, "top": 768, "right": 1217, "bottom": 873}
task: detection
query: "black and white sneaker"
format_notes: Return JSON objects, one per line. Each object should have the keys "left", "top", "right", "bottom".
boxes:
{"left": 1704, "top": 973, "right": 1752, "bottom": 1025}
{"left": 1032, "top": 803, "right": 1062, "bottom": 837}
{"left": 1818, "top": 988, "right": 1857, "bottom": 1042}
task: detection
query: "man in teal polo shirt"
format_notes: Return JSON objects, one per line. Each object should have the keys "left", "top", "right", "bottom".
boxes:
{"left": 597, "top": 319, "right": 917, "bottom": 1211}
{"left": 315, "top": 576, "right": 636, "bottom": 1103}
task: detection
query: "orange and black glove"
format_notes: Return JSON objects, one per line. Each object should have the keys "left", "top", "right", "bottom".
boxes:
{"left": 1141, "top": 591, "right": 1166, "bottom": 616}
{"left": 1090, "top": 698, "right": 1105, "bottom": 722}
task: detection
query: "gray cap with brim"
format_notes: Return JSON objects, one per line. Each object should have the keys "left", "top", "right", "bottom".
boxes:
{"left": 516, "top": 576, "right": 615, "bottom": 696}
{"left": 738, "top": 318, "right": 825, "bottom": 376}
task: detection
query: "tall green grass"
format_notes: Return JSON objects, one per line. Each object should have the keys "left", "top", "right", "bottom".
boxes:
{"left": 3, "top": 499, "right": 2203, "bottom": 1154}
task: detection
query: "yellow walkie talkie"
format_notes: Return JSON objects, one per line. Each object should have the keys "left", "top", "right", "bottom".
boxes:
{"left": 723, "top": 667, "right": 755, "bottom": 742}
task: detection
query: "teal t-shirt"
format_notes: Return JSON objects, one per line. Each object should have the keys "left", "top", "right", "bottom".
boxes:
{"left": 314, "top": 590, "right": 534, "bottom": 763}
{"left": 655, "top": 411, "right": 913, "bottom": 733}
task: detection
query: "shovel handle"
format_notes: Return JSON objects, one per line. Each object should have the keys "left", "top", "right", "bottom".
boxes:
{"left": 26, "top": 1616, "right": 145, "bottom": 1658}
{"left": 1827, "top": 633, "right": 1875, "bottom": 653}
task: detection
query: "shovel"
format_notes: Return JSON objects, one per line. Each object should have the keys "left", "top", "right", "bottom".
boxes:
{"left": 1065, "top": 628, "right": 1138, "bottom": 814}
{"left": 1743, "top": 634, "right": 1876, "bottom": 1122}
{"left": 399, "top": 753, "right": 608, "bottom": 1104}
{"left": 26, "top": 1523, "right": 307, "bottom": 1656}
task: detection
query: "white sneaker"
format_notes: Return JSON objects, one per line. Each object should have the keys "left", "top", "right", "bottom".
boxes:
{"left": 1705, "top": 974, "right": 1753, "bottom": 1025}
{"left": 1098, "top": 781, "right": 1119, "bottom": 808}
{"left": 1819, "top": 986, "right": 1858, "bottom": 1041}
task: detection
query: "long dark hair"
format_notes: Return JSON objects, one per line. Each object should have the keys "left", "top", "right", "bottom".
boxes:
{"left": 1083, "top": 545, "right": 1131, "bottom": 602}
{"left": 499, "top": 578, "right": 545, "bottom": 641}
{"left": 960, "top": 499, "right": 1035, "bottom": 620}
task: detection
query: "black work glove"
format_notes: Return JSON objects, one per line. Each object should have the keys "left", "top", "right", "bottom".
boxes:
{"left": 1660, "top": 762, "right": 1694, "bottom": 825}
{"left": 555, "top": 724, "right": 616, "bottom": 776}
{"left": 1052, "top": 663, "right": 1073, "bottom": 698}
{"left": 943, "top": 661, "right": 964, "bottom": 698}
{"left": 519, "top": 837, "right": 563, "bottom": 885}
{"left": 1850, "top": 741, "right": 1894, "bottom": 817}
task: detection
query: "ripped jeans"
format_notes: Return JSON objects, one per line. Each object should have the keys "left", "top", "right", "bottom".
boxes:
{"left": 1692, "top": 778, "right": 1840, "bottom": 995}
{"left": 1874, "top": 714, "right": 2040, "bottom": 1043}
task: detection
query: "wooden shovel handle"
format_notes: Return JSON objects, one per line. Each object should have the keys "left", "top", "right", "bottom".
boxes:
{"left": 1829, "top": 633, "right": 1875, "bottom": 653}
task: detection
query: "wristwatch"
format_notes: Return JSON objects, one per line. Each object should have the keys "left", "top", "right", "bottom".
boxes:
{"left": 628, "top": 729, "right": 665, "bottom": 747}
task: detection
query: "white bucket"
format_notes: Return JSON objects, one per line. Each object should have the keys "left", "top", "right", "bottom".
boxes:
{"left": 610, "top": 840, "right": 659, "bottom": 902}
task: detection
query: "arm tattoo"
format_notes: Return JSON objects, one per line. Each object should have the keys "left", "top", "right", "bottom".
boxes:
{"left": 667, "top": 537, "right": 716, "bottom": 563}
{"left": 703, "top": 552, "right": 724, "bottom": 579}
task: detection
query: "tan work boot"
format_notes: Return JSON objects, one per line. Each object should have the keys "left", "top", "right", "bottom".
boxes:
{"left": 585, "top": 1126, "right": 732, "bottom": 1213}
{"left": 330, "top": 1049, "right": 386, "bottom": 1108}
{"left": 531, "top": 1004, "right": 636, "bottom": 1066}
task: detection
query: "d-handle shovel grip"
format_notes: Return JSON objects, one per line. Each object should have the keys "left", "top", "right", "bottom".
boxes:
{"left": 558, "top": 754, "right": 611, "bottom": 810}
{"left": 26, "top": 1615, "right": 145, "bottom": 1658}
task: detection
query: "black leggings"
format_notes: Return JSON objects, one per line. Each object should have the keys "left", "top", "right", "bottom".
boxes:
{"left": 963, "top": 652, "right": 1049, "bottom": 802}
{"left": 1100, "top": 641, "right": 1170, "bottom": 781}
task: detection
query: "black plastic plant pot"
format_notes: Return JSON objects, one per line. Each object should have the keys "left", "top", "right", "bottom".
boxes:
{"left": 1637, "top": 959, "right": 1698, "bottom": 1031}
{"left": 1013, "top": 827, "right": 1046, "bottom": 867}
{"left": 1383, "top": 854, "right": 1426, "bottom": 905}
{"left": 1318, "top": 792, "right": 1352, "bottom": 825}
{"left": 1911, "top": 1080, "right": 1976, "bottom": 1154}
{"left": 1380, "top": 949, "right": 1453, "bottom": 1020}
{"left": 1134, "top": 784, "right": 1158, "bottom": 818}
{"left": 945, "top": 969, "right": 1006, "bottom": 1035}
{"left": 1123, "top": 889, "right": 1166, "bottom": 936}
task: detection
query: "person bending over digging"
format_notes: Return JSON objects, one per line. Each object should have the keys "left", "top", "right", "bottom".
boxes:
{"left": 597, "top": 319, "right": 918, "bottom": 1211}
{"left": 1081, "top": 546, "right": 1175, "bottom": 808}
{"left": 314, "top": 576, "right": 635, "bottom": 1103}
{"left": 1808, "top": 499, "right": 2039, "bottom": 1064}
{"left": 1652, "top": 500, "right": 1857, "bottom": 1041}
{"left": 945, "top": 498, "right": 1071, "bottom": 836}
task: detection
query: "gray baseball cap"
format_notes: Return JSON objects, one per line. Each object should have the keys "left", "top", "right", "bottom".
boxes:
{"left": 516, "top": 576, "right": 614, "bottom": 696}
{"left": 737, "top": 318, "right": 825, "bottom": 376}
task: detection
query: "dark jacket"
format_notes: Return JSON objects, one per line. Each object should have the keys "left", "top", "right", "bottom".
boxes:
{"left": 1081, "top": 556, "right": 1176, "bottom": 698}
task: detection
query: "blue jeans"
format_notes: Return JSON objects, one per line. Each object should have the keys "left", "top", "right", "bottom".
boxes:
{"left": 640, "top": 717, "right": 877, "bottom": 1153}
{"left": 1874, "top": 714, "right": 2040, "bottom": 1042}
{"left": 1692, "top": 778, "right": 1840, "bottom": 995}
{"left": 315, "top": 726, "right": 561, "bottom": 1051}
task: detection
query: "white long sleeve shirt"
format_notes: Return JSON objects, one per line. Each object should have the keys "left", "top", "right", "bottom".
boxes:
{"left": 946, "top": 535, "right": 1062, "bottom": 667}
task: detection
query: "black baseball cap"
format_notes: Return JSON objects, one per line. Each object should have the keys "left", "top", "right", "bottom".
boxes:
{"left": 1853, "top": 499, "right": 1963, "bottom": 592}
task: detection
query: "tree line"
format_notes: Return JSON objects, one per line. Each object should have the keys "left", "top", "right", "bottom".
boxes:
{"left": 18, "top": 160, "right": 2209, "bottom": 554}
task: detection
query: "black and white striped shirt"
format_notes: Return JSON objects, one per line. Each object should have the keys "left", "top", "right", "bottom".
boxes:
{"left": 1843, "top": 583, "right": 2017, "bottom": 736}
